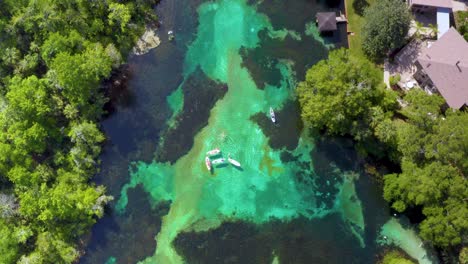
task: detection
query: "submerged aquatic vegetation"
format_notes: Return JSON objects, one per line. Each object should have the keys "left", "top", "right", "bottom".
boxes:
{"left": 116, "top": 0, "right": 367, "bottom": 263}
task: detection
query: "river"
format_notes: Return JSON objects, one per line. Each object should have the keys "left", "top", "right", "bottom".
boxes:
{"left": 79, "top": 0, "right": 438, "bottom": 263}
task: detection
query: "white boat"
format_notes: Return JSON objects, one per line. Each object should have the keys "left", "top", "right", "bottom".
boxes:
{"left": 205, "top": 157, "right": 212, "bottom": 171}
{"left": 228, "top": 158, "right": 241, "bottom": 167}
{"left": 228, "top": 154, "right": 241, "bottom": 167}
{"left": 206, "top": 148, "right": 221, "bottom": 156}
{"left": 168, "top": 30, "right": 175, "bottom": 41}
{"left": 211, "top": 158, "right": 226, "bottom": 165}
{"left": 269, "top": 107, "right": 276, "bottom": 123}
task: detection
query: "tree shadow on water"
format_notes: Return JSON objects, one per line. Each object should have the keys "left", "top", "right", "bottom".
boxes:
{"left": 353, "top": 0, "right": 369, "bottom": 16}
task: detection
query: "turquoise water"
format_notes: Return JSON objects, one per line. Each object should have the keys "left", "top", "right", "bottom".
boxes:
{"left": 116, "top": 0, "right": 363, "bottom": 263}
{"left": 80, "top": 0, "right": 437, "bottom": 263}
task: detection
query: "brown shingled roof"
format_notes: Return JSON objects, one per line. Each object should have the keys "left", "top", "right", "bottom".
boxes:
{"left": 410, "top": 0, "right": 452, "bottom": 8}
{"left": 417, "top": 28, "right": 468, "bottom": 109}
{"left": 316, "top": 12, "right": 337, "bottom": 32}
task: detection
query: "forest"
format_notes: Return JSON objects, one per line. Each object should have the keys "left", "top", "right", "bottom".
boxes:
{"left": 0, "top": 0, "right": 157, "bottom": 263}
{"left": 297, "top": 49, "right": 468, "bottom": 262}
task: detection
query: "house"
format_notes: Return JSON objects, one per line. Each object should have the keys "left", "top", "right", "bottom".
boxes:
{"left": 316, "top": 12, "right": 337, "bottom": 32}
{"left": 409, "top": 0, "right": 452, "bottom": 38}
{"left": 413, "top": 27, "right": 468, "bottom": 109}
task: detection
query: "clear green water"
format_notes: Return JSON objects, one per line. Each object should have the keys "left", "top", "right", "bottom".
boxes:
{"left": 84, "top": 0, "right": 440, "bottom": 263}
{"left": 116, "top": 0, "right": 366, "bottom": 263}
{"left": 378, "top": 218, "right": 436, "bottom": 264}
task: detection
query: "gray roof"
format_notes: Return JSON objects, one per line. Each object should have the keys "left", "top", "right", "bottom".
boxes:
{"left": 316, "top": 12, "right": 337, "bottom": 32}
{"left": 410, "top": 0, "right": 452, "bottom": 8}
{"left": 417, "top": 28, "right": 468, "bottom": 109}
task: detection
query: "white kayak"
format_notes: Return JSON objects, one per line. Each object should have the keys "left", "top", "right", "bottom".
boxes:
{"left": 211, "top": 158, "right": 226, "bottom": 165}
{"left": 269, "top": 107, "right": 276, "bottom": 123}
{"left": 228, "top": 158, "right": 241, "bottom": 167}
{"left": 205, "top": 157, "right": 212, "bottom": 171}
{"left": 206, "top": 148, "right": 221, "bottom": 156}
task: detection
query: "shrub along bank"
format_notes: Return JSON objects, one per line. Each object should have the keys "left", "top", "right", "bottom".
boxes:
{"left": 297, "top": 49, "right": 468, "bottom": 260}
{"left": 0, "top": 0, "right": 157, "bottom": 263}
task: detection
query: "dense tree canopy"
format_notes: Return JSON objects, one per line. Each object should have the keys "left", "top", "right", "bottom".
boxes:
{"left": 297, "top": 48, "right": 397, "bottom": 142}
{"left": 0, "top": 220, "right": 20, "bottom": 264}
{"left": 297, "top": 51, "right": 467, "bottom": 250}
{"left": 0, "top": 0, "right": 157, "bottom": 262}
{"left": 384, "top": 90, "right": 468, "bottom": 247}
{"left": 361, "top": 0, "right": 412, "bottom": 59}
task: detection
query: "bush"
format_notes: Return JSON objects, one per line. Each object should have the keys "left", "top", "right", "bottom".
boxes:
{"left": 380, "top": 251, "right": 415, "bottom": 264}
{"left": 389, "top": 74, "right": 401, "bottom": 87}
{"left": 454, "top": 11, "right": 468, "bottom": 41}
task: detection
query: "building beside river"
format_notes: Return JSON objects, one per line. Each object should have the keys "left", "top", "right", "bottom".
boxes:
{"left": 413, "top": 27, "right": 468, "bottom": 109}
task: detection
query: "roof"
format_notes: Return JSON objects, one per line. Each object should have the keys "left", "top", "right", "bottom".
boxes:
{"left": 316, "top": 12, "right": 337, "bottom": 32}
{"left": 417, "top": 28, "right": 468, "bottom": 109}
{"left": 410, "top": 0, "right": 452, "bottom": 8}
{"left": 436, "top": 8, "right": 450, "bottom": 38}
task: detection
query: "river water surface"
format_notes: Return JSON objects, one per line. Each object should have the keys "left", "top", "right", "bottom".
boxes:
{"left": 80, "top": 0, "right": 438, "bottom": 263}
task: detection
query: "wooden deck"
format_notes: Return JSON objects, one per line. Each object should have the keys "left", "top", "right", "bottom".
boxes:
{"left": 336, "top": 14, "right": 348, "bottom": 23}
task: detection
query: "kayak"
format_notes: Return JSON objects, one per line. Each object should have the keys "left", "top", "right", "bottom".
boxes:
{"left": 270, "top": 107, "right": 276, "bottom": 123}
{"left": 205, "top": 157, "right": 212, "bottom": 171}
{"left": 206, "top": 148, "right": 221, "bottom": 156}
{"left": 228, "top": 158, "right": 241, "bottom": 167}
{"left": 211, "top": 158, "right": 226, "bottom": 165}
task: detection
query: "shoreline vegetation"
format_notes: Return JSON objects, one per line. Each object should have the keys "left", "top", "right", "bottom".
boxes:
{"left": 298, "top": 0, "right": 467, "bottom": 260}
{"left": 0, "top": 0, "right": 158, "bottom": 263}
{"left": 298, "top": 48, "right": 467, "bottom": 263}
{"left": 0, "top": 0, "right": 465, "bottom": 263}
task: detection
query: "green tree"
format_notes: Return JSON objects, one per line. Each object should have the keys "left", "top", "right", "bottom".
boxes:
{"left": 384, "top": 104, "right": 468, "bottom": 247}
{"left": 362, "top": 0, "right": 412, "bottom": 59}
{"left": 0, "top": 220, "right": 20, "bottom": 264}
{"left": 414, "top": 21, "right": 425, "bottom": 39}
{"left": 297, "top": 48, "right": 388, "bottom": 140}
{"left": 384, "top": 160, "right": 468, "bottom": 246}
{"left": 426, "top": 111, "right": 468, "bottom": 174}
{"left": 20, "top": 232, "right": 79, "bottom": 264}
{"left": 108, "top": 3, "right": 132, "bottom": 32}
{"left": 380, "top": 251, "right": 415, "bottom": 264}
{"left": 419, "top": 198, "right": 467, "bottom": 247}
{"left": 68, "top": 121, "right": 105, "bottom": 173}
{"left": 454, "top": 11, "right": 468, "bottom": 41}
{"left": 428, "top": 23, "right": 438, "bottom": 39}
{"left": 7, "top": 76, "right": 54, "bottom": 123}
{"left": 395, "top": 89, "right": 445, "bottom": 163}
{"left": 40, "top": 30, "right": 84, "bottom": 66}
{"left": 460, "top": 247, "right": 468, "bottom": 264}
{"left": 50, "top": 43, "right": 112, "bottom": 110}
{"left": 0, "top": 0, "right": 157, "bottom": 261}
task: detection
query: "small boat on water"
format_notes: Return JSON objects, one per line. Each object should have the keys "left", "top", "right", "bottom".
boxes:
{"left": 228, "top": 157, "right": 241, "bottom": 167}
{"left": 205, "top": 157, "right": 212, "bottom": 171}
{"left": 269, "top": 107, "right": 276, "bottom": 123}
{"left": 168, "top": 30, "right": 175, "bottom": 41}
{"left": 206, "top": 148, "right": 221, "bottom": 156}
{"left": 211, "top": 158, "right": 226, "bottom": 165}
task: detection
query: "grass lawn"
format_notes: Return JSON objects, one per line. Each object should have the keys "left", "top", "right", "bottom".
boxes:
{"left": 345, "top": 0, "right": 377, "bottom": 59}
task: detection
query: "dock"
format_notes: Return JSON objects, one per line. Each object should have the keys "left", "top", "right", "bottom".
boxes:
{"left": 336, "top": 12, "right": 348, "bottom": 23}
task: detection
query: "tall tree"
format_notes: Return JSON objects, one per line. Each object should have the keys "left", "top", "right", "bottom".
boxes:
{"left": 68, "top": 121, "right": 105, "bottom": 173}
{"left": 384, "top": 91, "right": 468, "bottom": 247}
{"left": 361, "top": 0, "right": 412, "bottom": 60}
{"left": 297, "top": 48, "right": 394, "bottom": 141}
{"left": 0, "top": 220, "right": 20, "bottom": 264}
{"left": 50, "top": 43, "right": 112, "bottom": 111}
